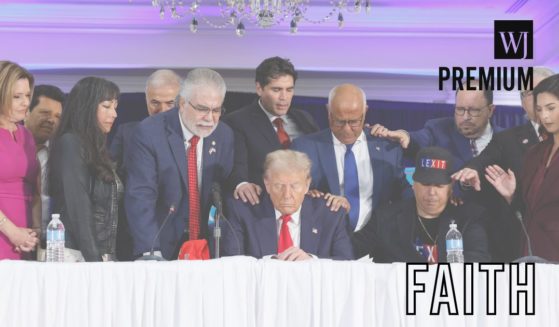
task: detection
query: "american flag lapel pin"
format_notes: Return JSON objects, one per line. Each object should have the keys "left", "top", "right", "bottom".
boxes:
{"left": 312, "top": 228, "right": 318, "bottom": 234}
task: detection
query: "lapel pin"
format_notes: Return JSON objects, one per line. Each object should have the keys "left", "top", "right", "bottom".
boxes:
{"left": 375, "top": 146, "right": 380, "bottom": 151}
{"left": 209, "top": 147, "right": 216, "bottom": 155}
{"left": 211, "top": 140, "right": 216, "bottom": 146}
{"left": 522, "top": 139, "right": 529, "bottom": 144}
{"left": 312, "top": 228, "right": 318, "bottom": 234}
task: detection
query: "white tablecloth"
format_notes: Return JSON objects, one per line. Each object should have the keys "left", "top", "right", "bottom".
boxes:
{"left": 1, "top": 257, "right": 558, "bottom": 327}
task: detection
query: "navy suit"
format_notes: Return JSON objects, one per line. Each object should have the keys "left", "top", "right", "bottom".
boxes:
{"left": 125, "top": 108, "right": 234, "bottom": 259}
{"left": 291, "top": 128, "right": 409, "bottom": 211}
{"left": 222, "top": 100, "right": 318, "bottom": 189}
{"left": 222, "top": 194, "right": 355, "bottom": 260}
{"left": 108, "top": 121, "right": 140, "bottom": 261}
{"left": 109, "top": 121, "right": 139, "bottom": 181}
{"left": 408, "top": 117, "right": 504, "bottom": 172}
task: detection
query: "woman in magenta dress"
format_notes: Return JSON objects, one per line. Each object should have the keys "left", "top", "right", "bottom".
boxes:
{"left": 0, "top": 61, "right": 40, "bottom": 259}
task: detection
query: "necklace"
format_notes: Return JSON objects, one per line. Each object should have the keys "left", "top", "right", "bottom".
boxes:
{"left": 417, "top": 215, "right": 438, "bottom": 245}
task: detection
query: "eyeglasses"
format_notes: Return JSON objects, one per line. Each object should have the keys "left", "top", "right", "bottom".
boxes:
{"left": 331, "top": 116, "right": 363, "bottom": 128}
{"left": 520, "top": 90, "right": 533, "bottom": 98}
{"left": 454, "top": 104, "right": 491, "bottom": 117}
{"left": 188, "top": 101, "right": 225, "bottom": 115}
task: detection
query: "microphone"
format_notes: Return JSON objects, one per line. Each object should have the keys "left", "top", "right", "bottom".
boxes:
{"left": 136, "top": 204, "right": 176, "bottom": 261}
{"left": 513, "top": 211, "right": 548, "bottom": 263}
{"left": 212, "top": 182, "right": 223, "bottom": 259}
{"left": 211, "top": 182, "right": 242, "bottom": 257}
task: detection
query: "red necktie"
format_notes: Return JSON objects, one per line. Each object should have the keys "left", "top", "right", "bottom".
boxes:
{"left": 278, "top": 215, "right": 293, "bottom": 253}
{"left": 273, "top": 118, "right": 291, "bottom": 148}
{"left": 187, "top": 135, "right": 200, "bottom": 240}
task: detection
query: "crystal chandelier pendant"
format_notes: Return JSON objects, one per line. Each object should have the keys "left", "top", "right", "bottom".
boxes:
{"left": 290, "top": 19, "right": 298, "bottom": 34}
{"left": 354, "top": 0, "right": 361, "bottom": 13}
{"left": 257, "top": 10, "right": 276, "bottom": 28}
{"left": 190, "top": 17, "right": 199, "bottom": 33}
{"left": 236, "top": 21, "right": 246, "bottom": 36}
{"left": 141, "top": 0, "right": 369, "bottom": 33}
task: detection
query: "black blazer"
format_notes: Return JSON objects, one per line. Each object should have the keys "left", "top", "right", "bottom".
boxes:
{"left": 465, "top": 122, "right": 538, "bottom": 261}
{"left": 222, "top": 100, "right": 318, "bottom": 189}
{"left": 352, "top": 199, "right": 491, "bottom": 263}
{"left": 466, "top": 122, "right": 538, "bottom": 177}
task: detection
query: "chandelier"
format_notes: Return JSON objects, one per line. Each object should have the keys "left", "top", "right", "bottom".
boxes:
{"left": 140, "top": 0, "right": 371, "bottom": 36}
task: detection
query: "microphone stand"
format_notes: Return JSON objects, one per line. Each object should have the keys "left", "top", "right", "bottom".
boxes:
{"left": 214, "top": 200, "right": 222, "bottom": 259}
{"left": 513, "top": 211, "right": 549, "bottom": 263}
{"left": 136, "top": 205, "right": 175, "bottom": 261}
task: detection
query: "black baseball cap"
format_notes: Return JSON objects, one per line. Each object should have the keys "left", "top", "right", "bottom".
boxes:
{"left": 413, "top": 147, "right": 454, "bottom": 185}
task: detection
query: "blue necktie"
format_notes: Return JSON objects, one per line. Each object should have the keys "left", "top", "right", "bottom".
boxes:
{"left": 344, "top": 143, "right": 360, "bottom": 231}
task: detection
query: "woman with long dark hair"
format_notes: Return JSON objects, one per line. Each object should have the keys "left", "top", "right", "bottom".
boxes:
{"left": 49, "top": 76, "right": 122, "bottom": 262}
{"left": 0, "top": 61, "right": 40, "bottom": 259}
{"left": 489, "top": 74, "right": 559, "bottom": 261}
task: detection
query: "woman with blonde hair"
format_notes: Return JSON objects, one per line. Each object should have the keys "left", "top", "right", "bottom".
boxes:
{"left": 0, "top": 61, "right": 40, "bottom": 259}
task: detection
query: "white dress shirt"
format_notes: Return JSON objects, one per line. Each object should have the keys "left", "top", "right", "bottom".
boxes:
{"left": 531, "top": 120, "right": 542, "bottom": 139}
{"left": 179, "top": 111, "right": 203, "bottom": 189}
{"left": 258, "top": 99, "right": 303, "bottom": 141}
{"left": 473, "top": 123, "right": 493, "bottom": 153}
{"left": 332, "top": 131, "right": 374, "bottom": 231}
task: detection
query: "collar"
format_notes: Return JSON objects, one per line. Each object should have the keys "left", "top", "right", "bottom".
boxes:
{"left": 275, "top": 206, "right": 302, "bottom": 226}
{"left": 178, "top": 110, "right": 195, "bottom": 142}
{"left": 331, "top": 130, "right": 366, "bottom": 147}
{"left": 530, "top": 120, "right": 540, "bottom": 135}
{"left": 258, "top": 99, "right": 287, "bottom": 123}
{"left": 474, "top": 122, "right": 493, "bottom": 141}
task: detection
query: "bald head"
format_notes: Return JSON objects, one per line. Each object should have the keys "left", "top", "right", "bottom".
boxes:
{"left": 327, "top": 84, "right": 368, "bottom": 144}
{"left": 145, "top": 69, "right": 182, "bottom": 116}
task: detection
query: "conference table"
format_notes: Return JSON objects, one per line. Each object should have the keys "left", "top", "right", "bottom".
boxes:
{"left": 1, "top": 257, "right": 558, "bottom": 327}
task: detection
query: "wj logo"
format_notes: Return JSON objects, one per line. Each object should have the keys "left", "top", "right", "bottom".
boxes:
{"left": 494, "top": 20, "right": 533, "bottom": 59}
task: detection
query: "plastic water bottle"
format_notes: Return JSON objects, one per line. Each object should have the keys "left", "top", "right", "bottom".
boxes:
{"left": 446, "top": 220, "right": 464, "bottom": 263}
{"left": 46, "top": 214, "right": 65, "bottom": 262}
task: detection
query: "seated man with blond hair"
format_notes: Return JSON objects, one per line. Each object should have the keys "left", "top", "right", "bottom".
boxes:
{"left": 222, "top": 149, "right": 354, "bottom": 261}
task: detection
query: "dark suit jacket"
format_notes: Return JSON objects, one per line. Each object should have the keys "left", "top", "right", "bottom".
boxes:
{"left": 222, "top": 194, "right": 355, "bottom": 260}
{"left": 521, "top": 139, "right": 559, "bottom": 261}
{"left": 409, "top": 117, "right": 504, "bottom": 172}
{"left": 352, "top": 198, "right": 491, "bottom": 263}
{"left": 125, "top": 108, "right": 234, "bottom": 259}
{"left": 467, "top": 121, "right": 538, "bottom": 178}
{"left": 222, "top": 100, "right": 318, "bottom": 189}
{"left": 464, "top": 121, "right": 538, "bottom": 261}
{"left": 109, "top": 121, "right": 139, "bottom": 181}
{"left": 291, "top": 128, "right": 409, "bottom": 210}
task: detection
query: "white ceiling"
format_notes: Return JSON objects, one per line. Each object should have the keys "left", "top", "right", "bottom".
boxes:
{"left": 1, "top": 0, "right": 557, "bottom": 104}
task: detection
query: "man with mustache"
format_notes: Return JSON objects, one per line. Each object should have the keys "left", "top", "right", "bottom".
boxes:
{"left": 24, "top": 84, "right": 65, "bottom": 261}
{"left": 223, "top": 57, "right": 318, "bottom": 206}
{"left": 125, "top": 68, "right": 234, "bottom": 260}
